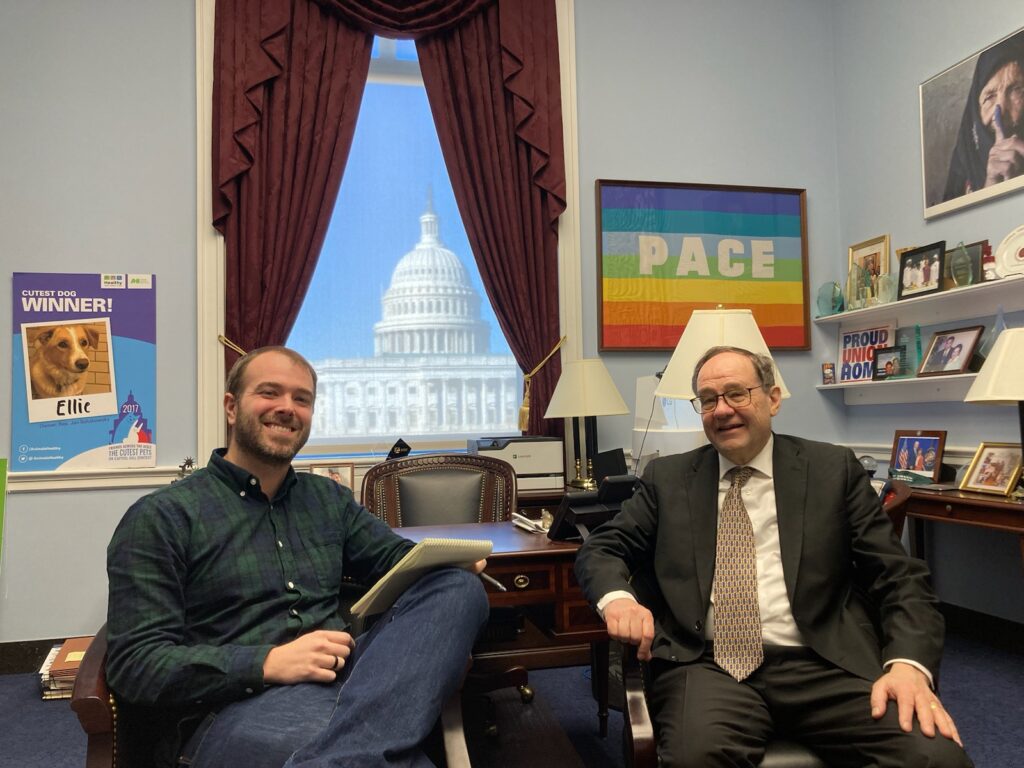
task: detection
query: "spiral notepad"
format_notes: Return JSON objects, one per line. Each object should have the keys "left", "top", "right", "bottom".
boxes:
{"left": 350, "top": 537, "right": 493, "bottom": 617}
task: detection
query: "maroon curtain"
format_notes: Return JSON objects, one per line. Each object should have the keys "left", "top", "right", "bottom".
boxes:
{"left": 213, "top": 0, "right": 566, "bottom": 436}
{"left": 212, "top": 0, "right": 372, "bottom": 366}
{"left": 417, "top": 1, "right": 566, "bottom": 436}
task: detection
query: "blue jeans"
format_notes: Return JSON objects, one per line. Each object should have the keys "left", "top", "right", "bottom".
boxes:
{"left": 181, "top": 567, "right": 489, "bottom": 768}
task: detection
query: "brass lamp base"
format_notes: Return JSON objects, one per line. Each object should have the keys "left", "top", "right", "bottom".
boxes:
{"left": 567, "top": 458, "right": 597, "bottom": 490}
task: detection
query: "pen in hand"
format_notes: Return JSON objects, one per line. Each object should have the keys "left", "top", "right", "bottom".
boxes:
{"left": 479, "top": 572, "right": 507, "bottom": 592}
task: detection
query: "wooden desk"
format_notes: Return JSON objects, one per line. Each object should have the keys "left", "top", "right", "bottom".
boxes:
{"left": 400, "top": 521, "right": 611, "bottom": 734}
{"left": 905, "top": 488, "right": 1024, "bottom": 568}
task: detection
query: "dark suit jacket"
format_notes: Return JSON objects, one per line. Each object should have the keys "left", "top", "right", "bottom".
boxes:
{"left": 575, "top": 434, "right": 944, "bottom": 682}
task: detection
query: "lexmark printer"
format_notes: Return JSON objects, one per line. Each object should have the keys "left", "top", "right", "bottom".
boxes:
{"left": 468, "top": 436, "right": 564, "bottom": 491}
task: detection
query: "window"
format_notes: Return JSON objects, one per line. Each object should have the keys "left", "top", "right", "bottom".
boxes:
{"left": 287, "top": 38, "right": 522, "bottom": 452}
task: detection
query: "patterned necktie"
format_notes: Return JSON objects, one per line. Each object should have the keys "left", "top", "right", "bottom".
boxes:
{"left": 712, "top": 466, "right": 763, "bottom": 681}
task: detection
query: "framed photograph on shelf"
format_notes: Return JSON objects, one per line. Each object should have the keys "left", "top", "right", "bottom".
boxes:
{"left": 959, "top": 442, "right": 1023, "bottom": 496}
{"left": 942, "top": 240, "right": 990, "bottom": 289}
{"left": 871, "top": 345, "right": 906, "bottom": 381}
{"left": 821, "top": 362, "right": 836, "bottom": 385}
{"left": 920, "top": 26, "right": 1024, "bottom": 219}
{"left": 890, "top": 430, "right": 947, "bottom": 482}
{"left": 917, "top": 325, "right": 984, "bottom": 376}
{"left": 309, "top": 462, "right": 355, "bottom": 489}
{"left": 897, "top": 241, "right": 946, "bottom": 299}
{"left": 596, "top": 179, "right": 809, "bottom": 351}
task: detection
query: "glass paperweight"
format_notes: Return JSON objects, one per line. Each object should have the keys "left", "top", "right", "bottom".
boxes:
{"left": 845, "top": 263, "right": 869, "bottom": 310}
{"left": 815, "top": 281, "right": 844, "bottom": 317}
{"left": 895, "top": 325, "right": 922, "bottom": 374}
{"left": 875, "top": 274, "right": 896, "bottom": 304}
{"left": 949, "top": 242, "right": 975, "bottom": 287}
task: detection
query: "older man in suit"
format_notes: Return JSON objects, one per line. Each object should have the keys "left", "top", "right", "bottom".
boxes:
{"left": 575, "top": 346, "right": 971, "bottom": 767}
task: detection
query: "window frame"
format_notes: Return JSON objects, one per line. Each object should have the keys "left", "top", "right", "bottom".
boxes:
{"left": 195, "top": 0, "right": 584, "bottom": 462}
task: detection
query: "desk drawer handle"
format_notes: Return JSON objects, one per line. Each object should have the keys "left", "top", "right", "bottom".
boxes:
{"left": 945, "top": 504, "right": 952, "bottom": 512}
{"left": 513, "top": 574, "right": 531, "bottom": 589}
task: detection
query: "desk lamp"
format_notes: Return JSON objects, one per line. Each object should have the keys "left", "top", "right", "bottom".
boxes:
{"left": 963, "top": 327, "right": 1024, "bottom": 495}
{"left": 655, "top": 308, "right": 790, "bottom": 400}
{"left": 544, "top": 358, "right": 629, "bottom": 489}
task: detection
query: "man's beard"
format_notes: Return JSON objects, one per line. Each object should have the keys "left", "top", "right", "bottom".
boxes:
{"left": 232, "top": 409, "right": 309, "bottom": 465}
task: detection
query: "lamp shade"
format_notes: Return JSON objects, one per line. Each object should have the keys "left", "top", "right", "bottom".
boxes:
{"left": 544, "top": 358, "right": 629, "bottom": 418}
{"left": 654, "top": 309, "right": 790, "bottom": 400}
{"left": 964, "top": 328, "right": 1024, "bottom": 405}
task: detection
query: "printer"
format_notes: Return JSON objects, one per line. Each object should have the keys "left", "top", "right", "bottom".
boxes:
{"left": 468, "top": 436, "right": 564, "bottom": 491}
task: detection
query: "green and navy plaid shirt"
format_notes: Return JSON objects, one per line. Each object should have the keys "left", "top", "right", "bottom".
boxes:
{"left": 106, "top": 450, "right": 412, "bottom": 710}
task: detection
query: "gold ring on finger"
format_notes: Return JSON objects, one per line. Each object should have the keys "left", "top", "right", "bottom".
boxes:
{"left": 333, "top": 655, "right": 341, "bottom": 671}
{"left": 929, "top": 701, "right": 938, "bottom": 711}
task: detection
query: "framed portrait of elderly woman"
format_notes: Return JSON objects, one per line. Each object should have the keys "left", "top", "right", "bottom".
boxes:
{"left": 920, "top": 26, "right": 1024, "bottom": 218}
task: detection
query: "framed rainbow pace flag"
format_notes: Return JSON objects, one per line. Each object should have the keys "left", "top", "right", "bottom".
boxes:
{"left": 597, "top": 180, "right": 809, "bottom": 351}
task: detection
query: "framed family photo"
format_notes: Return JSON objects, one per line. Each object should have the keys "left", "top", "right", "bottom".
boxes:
{"left": 890, "top": 430, "right": 947, "bottom": 482}
{"left": 897, "top": 242, "right": 946, "bottom": 299}
{"left": 871, "top": 345, "right": 906, "bottom": 381}
{"left": 959, "top": 442, "right": 1023, "bottom": 496}
{"left": 596, "top": 179, "right": 809, "bottom": 351}
{"left": 920, "top": 27, "right": 1024, "bottom": 219}
{"left": 849, "top": 235, "right": 890, "bottom": 281}
{"left": 309, "top": 462, "right": 355, "bottom": 489}
{"left": 917, "top": 325, "right": 984, "bottom": 376}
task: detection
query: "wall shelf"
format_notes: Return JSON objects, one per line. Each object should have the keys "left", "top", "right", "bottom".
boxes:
{"left": 816, "top": 373, "right": 975, "bottom": 406}
{"left": 814, "top": 275, "right": 1022, "bottom": 405}
{"left": 813, "top": 274, "right": 1024, "bottom": 330}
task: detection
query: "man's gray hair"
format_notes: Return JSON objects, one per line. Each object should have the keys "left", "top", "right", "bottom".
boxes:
{"left": 690, "top": 346, "right": 776, "bottom": 392}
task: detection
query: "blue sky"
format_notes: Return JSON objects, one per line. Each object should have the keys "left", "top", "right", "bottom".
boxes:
{"left": 288, "top": 80, "right": 507, "bottom": 361}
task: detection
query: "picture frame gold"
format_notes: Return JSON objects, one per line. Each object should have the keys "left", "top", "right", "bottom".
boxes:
{"left": 959, "top": 442, "right": 1023, "bottom": 496}
{"left": 309, "top": 462, "right": 355, "bottom": 489}
{"left": 848, "top": 234, "right": 890, "bottom": 280}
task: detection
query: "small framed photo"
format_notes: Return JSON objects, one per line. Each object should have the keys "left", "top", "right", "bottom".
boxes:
{"left": 310, "top": 462, "right": 355, "bottom": 489}
{"left": 942, "top": 240, "right": 990, "bottom": 290}
{"left": 871, "top": 345, "right": 906, "bottom": 381}
{"left": 917, "top": 325, "right": 984, "bottom": 377}
{"left": 890, "top": 430, "right": 947, "bottom": 482}
{"left": 959, "top": 442, "right": 1023, "bottom": 496}
{"left": 821, "top": 362, "right": 836, "bottom": 385}
{"left": 849, "top": 234, "right": 890, "bottom": 280}
{"left": 897, "top": 241, "right": 946, "bottom": 299}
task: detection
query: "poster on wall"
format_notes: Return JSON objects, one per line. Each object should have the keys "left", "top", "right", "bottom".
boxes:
{"left": 11, "top": 273, "right": 156, "bottom": 472}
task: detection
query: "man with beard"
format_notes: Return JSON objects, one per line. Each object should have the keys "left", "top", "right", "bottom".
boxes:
{"left": 106, "top": 346, "right": 489, "bottom": 768}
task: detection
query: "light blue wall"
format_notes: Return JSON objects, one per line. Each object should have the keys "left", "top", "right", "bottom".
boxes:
{"left": 574, "top": 0, "right": 1024, "bottom": 623}
{"left": 1, "top": 1, "right": 1021, "bottom": 643}
{"left": 0, "top": 2, "right": 196, "bottom": 641}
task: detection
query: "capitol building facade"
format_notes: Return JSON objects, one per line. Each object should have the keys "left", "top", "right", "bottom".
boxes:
{"left": 309, "top": 203, "right": 522, "bottom": 443}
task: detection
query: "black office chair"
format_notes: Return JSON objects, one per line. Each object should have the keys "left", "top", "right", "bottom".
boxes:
{"left": 361, "top": 452, "right": 533, "bottom": 736}
{"left": 619, "top": 480, "right": 914, "bottom": 768}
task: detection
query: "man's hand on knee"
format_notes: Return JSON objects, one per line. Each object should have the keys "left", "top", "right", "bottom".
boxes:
{"left": 870, "top": 662, "right": 962, "bottom": 746}
{"left": 603, "top": 598, "right": 655, "bottom": 661}
{"left": 263, "top": 629, "right": 355, "bottom": 685}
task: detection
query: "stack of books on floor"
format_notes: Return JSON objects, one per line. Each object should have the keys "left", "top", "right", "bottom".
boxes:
{"left": 39, "top": 635, "right": 93, "bottom": 700}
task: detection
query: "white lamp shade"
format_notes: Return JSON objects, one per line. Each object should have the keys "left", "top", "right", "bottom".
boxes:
{"left": 654, "top": 309, "right": 790, "bottom": 400}
{"left": 544, "top": 358, "right": 629, "bottom": 418}
{"left": 964, "top": 328, "right": 1024, "bottom": 405}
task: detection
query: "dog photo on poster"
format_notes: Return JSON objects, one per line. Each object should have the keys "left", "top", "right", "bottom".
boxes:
{"left": 11, "top": 272, "right": 156, "bottom": 472}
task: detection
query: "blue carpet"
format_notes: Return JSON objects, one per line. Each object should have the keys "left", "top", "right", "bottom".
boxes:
{"left": 0, "top": 629, "right": 1019, "bottom": 767}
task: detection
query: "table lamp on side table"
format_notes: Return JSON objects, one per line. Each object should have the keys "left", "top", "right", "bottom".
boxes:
{"left": 544, "top": 358, "right": 629, "bottom": 489}
{"left": 963, "top": 327, "right": 1024, "bottom": 496}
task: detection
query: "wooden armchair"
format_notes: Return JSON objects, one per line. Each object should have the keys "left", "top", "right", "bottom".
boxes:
{"left": 71, "top": 626, "right": 471, "bottom": 768}
{"left": 361, "top": 453, "right": 533, "bottom": 734}
{"left": 620, "top": 479, "right": 914, "bottom": 768}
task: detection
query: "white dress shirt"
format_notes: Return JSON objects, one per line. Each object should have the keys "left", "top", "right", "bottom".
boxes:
{"left": 596, "top": 434, "right": 933, "bottom": 684}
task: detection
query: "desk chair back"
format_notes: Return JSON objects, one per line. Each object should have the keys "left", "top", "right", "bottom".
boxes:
{"left": 361, "top": 453, "right": 516, "bottom": 526}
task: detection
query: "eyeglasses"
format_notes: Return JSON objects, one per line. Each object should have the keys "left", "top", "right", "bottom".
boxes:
{"left": 690, "top": 385, "right": 762, "bottom": 414}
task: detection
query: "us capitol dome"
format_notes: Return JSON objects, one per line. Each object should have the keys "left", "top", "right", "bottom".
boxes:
{"left": 310, "top": 202, "right": 522, "bottom": 442}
